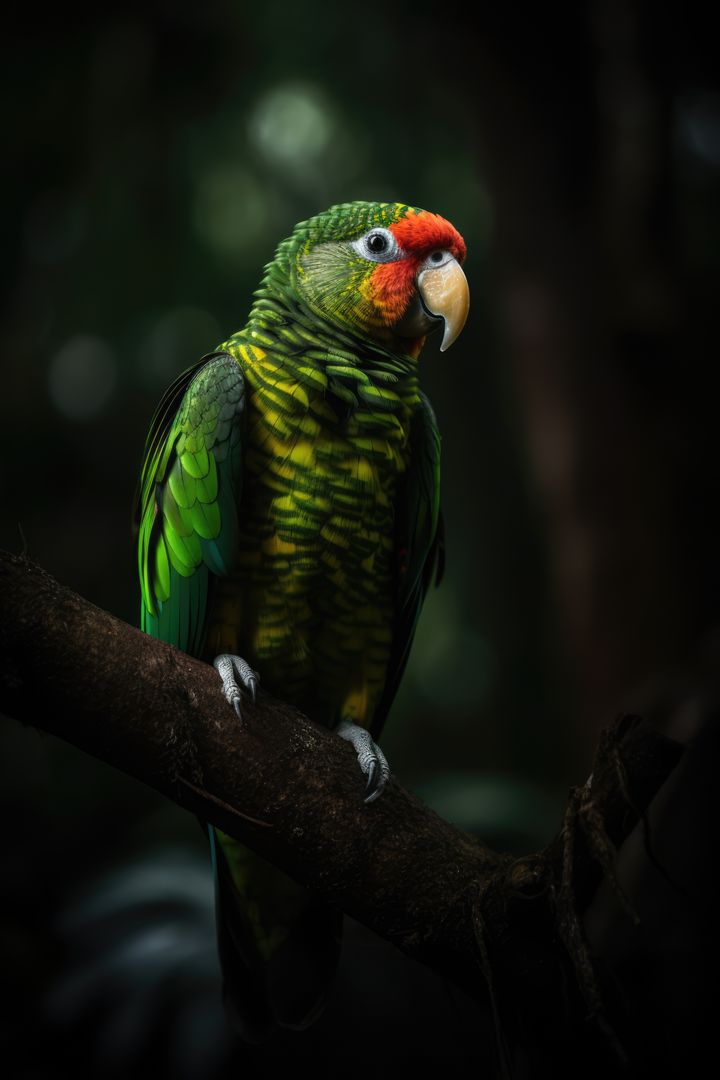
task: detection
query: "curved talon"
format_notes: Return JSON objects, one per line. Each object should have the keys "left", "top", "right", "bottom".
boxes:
{"left": 213, "top": 654, "right": 260, "bottom": 722}
{"left": 337, "top": 718, "right": 391, "bottom": 804}
{"left": 364, "top": 776, "right": 383, "bottom": 805}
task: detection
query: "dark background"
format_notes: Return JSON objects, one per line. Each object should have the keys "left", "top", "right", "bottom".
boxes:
{"left": 1, "top": 2, "right": 718, "bottom": 1075}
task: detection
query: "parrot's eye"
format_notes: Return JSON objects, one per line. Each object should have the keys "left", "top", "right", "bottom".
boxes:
{"left": 422, "top": 249, "right": 452, "bottom": 270}
{"left": 353, "top": 227, "right": 400, "bottom": 263}
{"left": 368, "top": 233, "right": 388, "bottom": 253}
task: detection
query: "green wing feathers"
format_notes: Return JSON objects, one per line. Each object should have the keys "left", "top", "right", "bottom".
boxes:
{"left": 135, "top": 352, "right": 246, "bottom": 654}
{"left": 397, "top": 392, "right": 442, "bottom": 608}
{"left": 372, "top": 392, "right": 442, "bottom": 738}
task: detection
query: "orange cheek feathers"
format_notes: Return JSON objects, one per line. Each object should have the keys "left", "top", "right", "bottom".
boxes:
{"left": 365, "top": 259, "right": 420, "bottom": 324}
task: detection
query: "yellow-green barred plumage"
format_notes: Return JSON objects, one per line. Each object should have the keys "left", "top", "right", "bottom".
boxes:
{"left": 204, "top": 336, "right": 420, "bottom": 728}
{"left": 135, "top": 200, "right": 465, "bottom": 1035}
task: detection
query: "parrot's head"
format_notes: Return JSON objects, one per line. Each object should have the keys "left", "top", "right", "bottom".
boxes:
{"left": 268, "top": 201, "right": 469, "bottom": 355}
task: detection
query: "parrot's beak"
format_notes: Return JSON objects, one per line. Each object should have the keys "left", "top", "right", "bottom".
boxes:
{"left": 417, "top": 257, "right": 470, "bottom": 352}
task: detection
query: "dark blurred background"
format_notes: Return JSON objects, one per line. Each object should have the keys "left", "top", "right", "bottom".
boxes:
{"left": 1, "top": 1, "right": 718, "bottom": 1075}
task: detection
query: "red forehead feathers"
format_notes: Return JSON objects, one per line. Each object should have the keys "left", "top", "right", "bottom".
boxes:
{"left": 390, "top": 210, "right": 466, "bottom": 263}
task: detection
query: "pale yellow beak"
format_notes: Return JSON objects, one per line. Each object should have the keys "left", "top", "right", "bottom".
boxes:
{"left": 417, "top": 257, "right": 470, "bottom": 351}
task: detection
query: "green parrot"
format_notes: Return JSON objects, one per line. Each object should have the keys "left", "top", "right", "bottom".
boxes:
{"left": 135, "top": 200, "right": 469, "bottom": 1038}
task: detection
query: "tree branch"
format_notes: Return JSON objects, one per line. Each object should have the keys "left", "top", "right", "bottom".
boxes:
{"left": 0, "top": 549, "right": 683, "bottom": 1033}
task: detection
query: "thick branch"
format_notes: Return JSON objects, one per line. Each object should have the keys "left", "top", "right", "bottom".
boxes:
{"left": 0, "top": 550, "right": 682, "bottom": 1013}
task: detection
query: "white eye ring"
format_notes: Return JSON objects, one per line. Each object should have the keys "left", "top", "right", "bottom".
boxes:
{"left": 352, "top": 227, "right": 401, "bottom": 263}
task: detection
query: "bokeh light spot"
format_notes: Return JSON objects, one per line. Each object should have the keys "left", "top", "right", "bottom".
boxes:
{"left": 417, "top": 772, "right": 558, "bottom": 848}
{"left": 249, "top": 82, "right": 333, "bottom": 174}
{"left": 48, "top": 335, "right": 117, "bottom": 420}
{"left": 413, "top": 617, "right": 496, "bottom": 712}
{"left": 193, "top": 166, "right": 271, "bottom": 257}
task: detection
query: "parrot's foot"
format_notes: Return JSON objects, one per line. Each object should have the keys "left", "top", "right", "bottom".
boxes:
{"left": 336, "top": 718, "right": 391, "bottom": 804}
{"left": 213, "top": 655, "right": 260, "bottom": 720}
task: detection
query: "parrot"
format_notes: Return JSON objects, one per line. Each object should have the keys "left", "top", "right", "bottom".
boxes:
{"left": 134, "top": 200, "right": 469, "bottom": 1040}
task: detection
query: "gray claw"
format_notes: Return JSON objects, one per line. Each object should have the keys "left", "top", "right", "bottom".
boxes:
{"left": 213, "top": 654, "right": 260, "bottom": 721}
{"left": 337, "top": 718, "right": 391, "bottom": 804}
{"left": 365, "top": 770, "right": 383, "bottom": 805}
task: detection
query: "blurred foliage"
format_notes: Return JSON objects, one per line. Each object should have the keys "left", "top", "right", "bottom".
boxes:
{"left": 1, "top": 0, "right": 718, "bottom": 1073}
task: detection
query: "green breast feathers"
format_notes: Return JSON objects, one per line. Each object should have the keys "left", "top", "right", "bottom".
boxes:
{"left": 206, "top": 335, "right": 421, "bottom": 729}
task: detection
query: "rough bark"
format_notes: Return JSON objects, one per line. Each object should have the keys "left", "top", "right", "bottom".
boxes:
{"left": 0, "top": 549, "right": 683, "bottom": 1044}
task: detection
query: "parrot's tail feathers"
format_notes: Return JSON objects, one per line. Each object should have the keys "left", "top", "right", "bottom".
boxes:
{"left": 210, "top": 827, "right": 342, "bottom": 1042}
